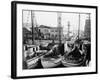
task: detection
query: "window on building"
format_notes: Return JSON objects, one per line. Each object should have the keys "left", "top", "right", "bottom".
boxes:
{"left": 55, "top": 30, "right": 58, "bottom": 32}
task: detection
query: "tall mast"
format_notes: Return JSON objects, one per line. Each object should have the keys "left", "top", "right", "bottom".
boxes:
{"left": 78, "top": 13, "right": 80, "bottom": 40}
{"left": 67, "top": 21, "right": 70, "bottom": 39}
{"left": 88, "top": 13, "right": 91, "bottom": 41}
{"left": 57, "top": 12, "right": 62, "bottom": 44}
{"left": 31, "top": 10, "right": 35, "bottom": 44}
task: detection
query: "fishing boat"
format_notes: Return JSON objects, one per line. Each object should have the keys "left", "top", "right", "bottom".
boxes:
{"left": 41, "top": 57, "right": 62, "bottom": 68}
{"left": 41, "top": 13, "right": 64, "bottom": 68}
{"left": 24, "top": 45, "right": 48, "bottom": 69}
{"left": 61, "top": 14, "right": 88, "bottom": 67}
{"left": 23, "top": 45, "right": 39, "bottom": 69}
{"left": 61, "top": 40, "right": 87, "bottom": 67}
{"left": 41, "top": 44, "right": 63, "bottom": 68}
{"left": 23, "top": 10, "right": 44, "bottom": 69}
{"left": 26, "top": 56, "right": 39, "bottom": 69}
{"left": 62, "top": 52, "right": 86, "bottom": 67}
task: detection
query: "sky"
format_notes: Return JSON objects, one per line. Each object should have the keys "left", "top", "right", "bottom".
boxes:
{"left": 23, "top": 10, "right": 89, "bottom": 34}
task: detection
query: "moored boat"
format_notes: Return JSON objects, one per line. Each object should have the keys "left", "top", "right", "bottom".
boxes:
{"left": 62, "top": 54, "right": 86, "bottom": 67}
{"left": 26, "top": 57, "right": 39, "bottom": 69}
{"left": 61, "top": 40, "right": 87, "bottom": 67}
{"left": 41, "top": 57, "right": 62, "bottom": 68}
{"left": 41, "top": 44, "right": 63, "bottom": 68}
{"left": 23, "top": 44, "right": 48, "bottom": 69}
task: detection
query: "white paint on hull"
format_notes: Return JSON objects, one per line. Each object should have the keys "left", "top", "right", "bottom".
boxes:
{"left": 41, "top": 58, "right": 62, "bottom": 68}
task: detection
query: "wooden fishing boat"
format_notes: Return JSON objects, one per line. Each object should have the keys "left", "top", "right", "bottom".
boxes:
{"left": 26, "top": 57, "right": 39, "bottom": 69}
{"left": 41, "top": 57, "right": 62, "bottom": 68}
{"left": 23, "top": 45, "right": 38, "bottom": 69}
{"left": 41, "top": 45, "right": 63, "bottom": 68}
{"left": 62, "top": 43, "right": 87, "bottom": 67}
{"left": 62, "top": 54, "right": 86, "bottom": 67}
{"left": 23, "top": 44, "right": 48, "bottom": 69}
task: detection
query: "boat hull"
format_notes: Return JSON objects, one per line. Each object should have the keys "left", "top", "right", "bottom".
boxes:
{"left": 26, "top": 58, "right": 39, "bottom": 69}
{"left": 61, "top": 55, "right": 86, "bottom": 67}
{"left": 41, "top": 58, "right": 62, "bottom": 68}
{"left": 62, "top": 60, "right": 85, "bottom": 67}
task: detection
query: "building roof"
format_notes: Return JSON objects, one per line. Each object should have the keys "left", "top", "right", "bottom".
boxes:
{"left": 38, "top": 25, "right": 62, "bottom": 29}
{"left": 23, "top": 27, "right": 31, "bottom": 34}
{"left": 39, "top": 25, "right": 51, "bottom": 28}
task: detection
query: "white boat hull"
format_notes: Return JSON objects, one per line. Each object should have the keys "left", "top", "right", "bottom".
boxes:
{"left": 62, "top": 60, "right": 84, "bottom": 67}
{"left": 41, "top": 58, "right": 61, "bottom": 68}
{"left": 26, "top": 58, "right": 39, "bottom": 69}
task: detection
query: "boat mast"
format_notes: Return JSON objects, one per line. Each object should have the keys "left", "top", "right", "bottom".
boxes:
{"left": 67, "top": 21, "right": 70, "bottom": 40}
{"left": 57, "top": 12, "right": 62, "bottom": 44}
{"left": 31, "top": 10, "right": 35, "bottom": 44}
{"left": 88, "top": 13, "right": 91, "bottom": 26}
{"left": 88, "top": 13, "right": 91, "bottom": 41}
{"left": 78, "top": 13, "right": 80, "bottom": 40}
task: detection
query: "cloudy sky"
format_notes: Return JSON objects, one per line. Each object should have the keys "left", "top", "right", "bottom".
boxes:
{"left": 23, "top": 10, "right": 89, "bottom": 34}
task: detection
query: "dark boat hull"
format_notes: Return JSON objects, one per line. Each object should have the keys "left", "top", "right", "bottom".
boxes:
{"left": 62, "top": 60, "right": 86, "bottom": 67}
{"left": 61, "top": 54, "right": 86, "bottom": 67}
